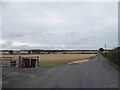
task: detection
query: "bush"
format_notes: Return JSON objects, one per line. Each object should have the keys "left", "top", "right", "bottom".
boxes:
{"left": 99, "top": 48, "right": 104, "bottom": 52}
{"left": 103, "top": 47, "right": 119, "bottom": 66}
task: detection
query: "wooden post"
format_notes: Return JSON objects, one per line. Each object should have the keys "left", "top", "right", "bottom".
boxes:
{"left": 10, "top": 57, "right": 12, "bottom": 67}
{"left": 19, "top": 56, "right": 21, "bottom": 68}
{"left": 37, "top": 56, "right": 40, "bottom": 67}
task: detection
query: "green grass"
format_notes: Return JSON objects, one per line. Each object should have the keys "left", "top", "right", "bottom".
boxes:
{"left": 106, "top": 58, "right": 120, "bottom": 71}
{"left": 39, "top": 55, "right": 97, "bottom": 68}
{"left": 101, "top": 51, "right": 119, "bottom": 71}
{"left": 39, "top": 61, "right": 68, "bottom": 68}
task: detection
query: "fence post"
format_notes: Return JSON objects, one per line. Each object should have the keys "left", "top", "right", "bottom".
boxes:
{"left": 10, "top": 58, "right": 12, "bottom": 67}
{"left": 19, "top": 56, "right": 21, "bottom": 68}
{"left": 37, "top": 56, "right": 40, "bottom": 67}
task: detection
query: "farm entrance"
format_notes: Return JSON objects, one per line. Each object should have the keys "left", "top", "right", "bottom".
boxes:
{"left": 2, "top": 56, "right": 40, "bottom": 68}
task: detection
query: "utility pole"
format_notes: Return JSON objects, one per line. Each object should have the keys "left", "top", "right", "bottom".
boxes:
{"left": 105, "top": 43, "right": 106, "bottom": 50}
{"left": 105, "top": 43, "right": 106, "bottom": 56}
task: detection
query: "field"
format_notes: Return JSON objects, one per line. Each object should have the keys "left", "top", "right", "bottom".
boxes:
{"left": 1, "top": 54, "right": 96, "bottom": 67}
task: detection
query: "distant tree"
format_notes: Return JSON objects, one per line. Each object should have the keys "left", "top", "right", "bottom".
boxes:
{"left": 99, "top": 48, "right": 104, "bottom": 52}
{"left": 9, "top": 50, "right": 14, "bottom": 54}
{"left": 28, "top": 51, "right": 31, "bottom": 54}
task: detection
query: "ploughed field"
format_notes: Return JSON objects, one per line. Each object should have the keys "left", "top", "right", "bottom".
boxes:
{"left": 1, "top": 54, "right": 96, "bottom": 67}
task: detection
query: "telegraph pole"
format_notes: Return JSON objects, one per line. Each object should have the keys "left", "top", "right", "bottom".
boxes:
{"left": 105, "top": 43, "right": 106, "bottom": 56}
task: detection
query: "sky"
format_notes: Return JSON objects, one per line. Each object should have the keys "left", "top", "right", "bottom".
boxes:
{"left": 118, "top": 2, "right": 120, "bottom": 47}
{"left": 1, "top": 2, "right": 118, "bottom": 50}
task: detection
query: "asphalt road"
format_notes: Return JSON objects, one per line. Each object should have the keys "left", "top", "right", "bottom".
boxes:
{"left": 0, "top": 59, "right": 2, "bottom": 90}
{"left": 2, "top": 54, "right": 118, "bottom": 88}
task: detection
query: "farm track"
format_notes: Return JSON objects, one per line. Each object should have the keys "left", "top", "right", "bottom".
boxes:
{"left": 2, "top": 54, "right": 118, "bottom": 88}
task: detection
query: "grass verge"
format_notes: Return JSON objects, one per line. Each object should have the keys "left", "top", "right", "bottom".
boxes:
{"left": 106, "top": 58, "right": 120, "bottom": 71}
{"left": 39, "top": 55, "right": 97, "bottom": 68}
{"left": 39, "top": 61, "right": 69, "bottom": 68}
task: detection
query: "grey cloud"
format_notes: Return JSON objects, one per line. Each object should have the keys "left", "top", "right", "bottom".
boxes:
{"left": 2, "top": 41, "right": 13, "bottom": 49}
{"left": 2, "top": 2, "right": 118, "bottom": 50}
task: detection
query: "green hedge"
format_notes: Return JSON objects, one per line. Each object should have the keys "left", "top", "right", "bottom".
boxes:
{"left": 102, "top": 47, "right": 119, "bottom": 67}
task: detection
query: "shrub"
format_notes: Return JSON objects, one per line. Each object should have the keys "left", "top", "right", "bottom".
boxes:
{"left": 103, "top": 47, "right": 119, "bottom": 65}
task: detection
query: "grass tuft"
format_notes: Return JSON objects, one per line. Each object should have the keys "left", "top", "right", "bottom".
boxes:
{"left": 39, "top": 61, "right": 68, "bottom": 68}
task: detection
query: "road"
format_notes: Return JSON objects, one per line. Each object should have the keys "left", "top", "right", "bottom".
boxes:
{"left": 2, "top": 54, "right": 118, "bottom": 88}
{"left": 0, "top": 59, "right": 2, "bottom": 90}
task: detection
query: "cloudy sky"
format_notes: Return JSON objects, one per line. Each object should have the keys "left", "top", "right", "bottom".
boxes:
{"left": 1, "top": 2, "right": 118, "bottom": 50}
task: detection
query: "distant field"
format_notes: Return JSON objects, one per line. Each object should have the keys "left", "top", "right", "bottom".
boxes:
{"left": 1, "top": 54, "right": 96, "bottom": 67}
{"left": 2, "top": 54, "right": 96, "bottom": 61}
